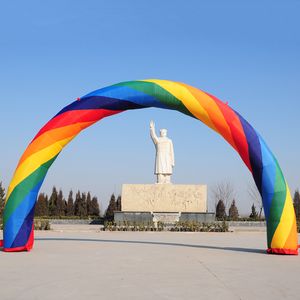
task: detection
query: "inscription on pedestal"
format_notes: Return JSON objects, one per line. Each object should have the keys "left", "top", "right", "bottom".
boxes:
{"left": 152, "top": 212, "right": 181, "bottom": 226}
{"left": 121, "top": 184, "right": 207, "bottom": 213}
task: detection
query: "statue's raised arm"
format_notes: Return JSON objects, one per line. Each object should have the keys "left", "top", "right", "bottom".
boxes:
{"left": 150, "top": 120, "right": 158, "bottom": 144}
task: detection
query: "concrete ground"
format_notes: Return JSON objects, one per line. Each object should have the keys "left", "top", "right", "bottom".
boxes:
{"left": 0, "top": 226, "right": 299, "bottom": 300}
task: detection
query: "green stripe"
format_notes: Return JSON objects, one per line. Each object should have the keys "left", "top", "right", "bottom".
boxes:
{"left": 115, "top": 81, "right": 194, "bottom": 117}
{"left": 3, "top": 155, "right": 58, "bottom": 224}
{"left": 266, "top": 162, "right": 287, "bottom": 247}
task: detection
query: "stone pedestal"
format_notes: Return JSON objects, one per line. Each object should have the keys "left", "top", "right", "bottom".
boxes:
{"left": 121, "top": 184, "right": 207, "bottom": 213}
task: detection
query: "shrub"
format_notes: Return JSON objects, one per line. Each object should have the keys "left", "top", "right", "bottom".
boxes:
{"left": 172, "top": 221, "right": 228, "bottom": 232}
{"left": 103, "top": 221, "right": 228, "bottom": 232}
{"left": 34, "top": 219, "right": 51, "bottom": 230}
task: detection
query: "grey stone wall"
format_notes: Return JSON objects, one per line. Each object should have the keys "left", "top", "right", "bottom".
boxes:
{"left": 179, "top": 212, "right": 215, "bottom": 223}
{"left": 114, "top": 211, "right": 216, "bottom": 224}
{"left": 49, "top": 219, "right": 92, "bottom": 225}
{"left": 114, "top": 212, "right": 153, "bottom": 224}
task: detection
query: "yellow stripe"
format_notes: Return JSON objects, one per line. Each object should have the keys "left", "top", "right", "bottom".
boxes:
{"left": 18, "top": 121, "right": 93, "bottom": 167}
{"left": 178, "top": 82, "right": 237, "bottom": 150}
{"left": 6, "top": 136, "right": 74, "bottom": 201}
{"left": 144, "top": 79, "right": 218, "bottom": 132}
{"left": 271, "top": 184, "right": 297, "bottom": 249}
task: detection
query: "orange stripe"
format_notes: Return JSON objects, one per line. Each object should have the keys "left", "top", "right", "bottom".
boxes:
{"left": 17, "top": 121, "right": 93, "bottom": 167}
{"left": 179, "top": 83, "right": 237, "bottom": 150}
{"left": 32, "top": 109, "right": 120, "bottom": 142}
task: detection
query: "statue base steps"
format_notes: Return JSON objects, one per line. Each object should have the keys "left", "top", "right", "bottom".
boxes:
{"left": 114, "top": 211, "right": 215, "bottom": 225}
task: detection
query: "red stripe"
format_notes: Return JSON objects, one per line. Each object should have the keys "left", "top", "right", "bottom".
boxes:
{"left": 3, "top": 246, "right": 30, "bottom": 252}
{"left": 3, "top": 225, "right": 35, "bottom": 252}
{"left": 32, "top": 109, "right": 122, "bottom": 143}
{"left": 25, "top": 224, "right": 34, "bottom": 251}
{"left": 267, "top": 248, "right": 298, "bottom": 255}
{"left": 206, "top": 92, "right": 252, "bottom": 172}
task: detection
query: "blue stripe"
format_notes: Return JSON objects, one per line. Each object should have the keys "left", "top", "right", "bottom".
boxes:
{"left": 258, "top": 135, "right": 276, "bottom": 219}
{"left": 4, "top": 181, "right": 43, "bottom": 248}
{"left": 11, "top": 205, "right": 35, "bottom": 248}
{"left": 82, "top": 85, "right": 169, "bottom": 109}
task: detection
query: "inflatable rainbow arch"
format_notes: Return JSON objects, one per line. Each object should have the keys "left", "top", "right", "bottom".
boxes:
{"left": 1, "top": 80, "right": 298, "bottom": 254}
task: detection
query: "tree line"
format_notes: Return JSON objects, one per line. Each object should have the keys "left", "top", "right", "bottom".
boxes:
{"left": 213, "top": 182, "right": 300, "bottom": 222}
{"left": 0, "top": 182, "right": 123, "bottom": 220}
{"left": 215, "top": 198, "right": 260, "bottom": 221}
{"left": 1, "top": 181, "right": 300, "bottom": 221}
{"left": 35, "top": 187, "right": 101, "bottom": 217}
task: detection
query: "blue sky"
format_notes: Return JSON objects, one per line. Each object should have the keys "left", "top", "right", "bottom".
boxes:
{"left": 1, "top": 0, "right": 299, "bottom": 214}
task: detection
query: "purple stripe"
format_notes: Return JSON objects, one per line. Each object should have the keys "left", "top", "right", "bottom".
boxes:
{"left": 53, "top": 96, "right": 145, "bottom": 119}
{"left": 236, "top": 112, "right": 263, "bottom": 193}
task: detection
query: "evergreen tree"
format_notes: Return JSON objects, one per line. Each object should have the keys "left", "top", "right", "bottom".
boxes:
{"left": 216, "top": 199, "right": 226, "bottom": 220}
{"left": 116, "top": 195, "right": 121, "bottom": 211}
{"left": 74, "top": 190, "right": 81, "bottom": 217}
{"left": 35, "top": 193, "right": 49, "bottom": 216}
{"left": 293, "top": 189, "right": 300, "bottom": 221}
{"left": 81, "top": 192, "right": 88, "bottom": 217}
{"left": 228, "top": 199, "right": 239, "bottom": 220}
{"left": 44, "top": 195, "right": 49, "bottom": 216}
{"left": 248, "top": 183, "right": 263, "bottom": 220}
{"left": 87, "top": 192, "right": 92, "bottom": 216}
{"left": 66, "top": 190, "right": 75, "bottom": 216}
{"left": 105, "top": 194, "right": 117, "bottom": 221}
{"left": 90, "top": 196, "right": 100, "bottom": 216}
{"left": 0, "top": 182, "right": 6, "bottom": 218}
{"left": 249, "top": 203, "right": 258, "bottom": 220}
{"left": 74, "top": 191, "right": 87, "bottom": 218}
{"left": 48, "top": 186, "right": 58, "bottom": 216}
{"left": 56, "top": 189, "right": 66, "bottom": 217}
{"left": 213, "top": 182, "right": 235, "bottom": 212}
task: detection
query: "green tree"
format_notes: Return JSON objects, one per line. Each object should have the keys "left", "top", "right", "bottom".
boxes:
{"left": 248, "top": 183, "right": 263, "bottom": 220}
{"left": 216, "top": 199, "right": 226, "bottom": 220}
{"left": 45, "top": 195, "right": 49, "bottom": 215}
{"left": 90, "top": 196, "right": 100, "bottom": 216}
{"left": 74, "top": 190, "right": 81, "bottom": 217}
{"left": 48, "top": 186, "right": 58, "bottom": 216}
{"left": 56, "top": 189, "right": 66, "bottom": 217}
{"left": 66, "top": 190, "right": 75, "bottom": 216}
{"left": 81, "top": 192, "right": 87, "bottom": 217}
{"left": 87, "top": 192, "right": 92, "bottom": 216}
{"left": 228, "top": 199, "right": 239, "bottom": 220}
{"left": 0, "top": 182, "right": 6, "bottom": 218}
{"left": 213, "top": 182, "right": 235, "bottom": 212}
{"left": 249, "top": 203, "right": 258, "bottom": 220}
{"left": 74, "top": 191, "right": 87, "bottom": 218}
{"left": 35, "top": 193, "right": 49, "bottom": 216}
{"left": 293, "top": 189, "right": 300, "bottom": 221}
{"left": 105, "top": 194, "right": 116, "bottom": 221}
{"left": 116, "top": 195, "right": 121, "bottom": 211}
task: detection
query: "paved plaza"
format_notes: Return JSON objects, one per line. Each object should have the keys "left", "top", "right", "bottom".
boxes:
{"left": 0, "top": 227, "right": 299, "bottom": 300}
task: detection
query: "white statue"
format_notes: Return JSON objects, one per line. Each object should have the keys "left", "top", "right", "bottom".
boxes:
{"left": 150, "top": 120, "right": 175, "bottom": 184}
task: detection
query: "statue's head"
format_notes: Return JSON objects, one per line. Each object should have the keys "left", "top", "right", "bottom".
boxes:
{"left": 160, "top": 129, "right": 167, "bottom": 137}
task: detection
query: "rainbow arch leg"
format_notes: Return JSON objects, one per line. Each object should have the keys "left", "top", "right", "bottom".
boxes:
{"left": 2, "top": 79, "right": 298, "bottom": 254}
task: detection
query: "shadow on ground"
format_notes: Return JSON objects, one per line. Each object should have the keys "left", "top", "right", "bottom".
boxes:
{"left": 35, "top": 237, "right": 266, "bottom": 254}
